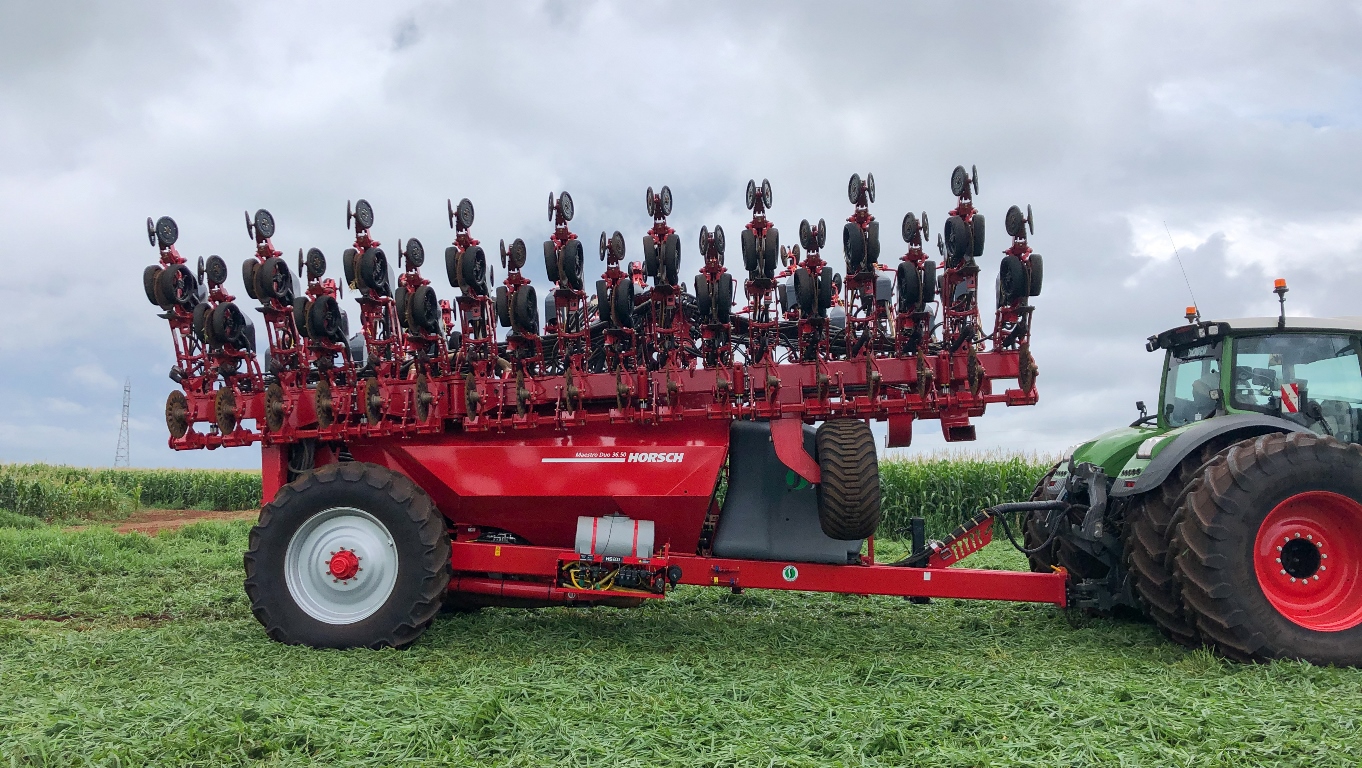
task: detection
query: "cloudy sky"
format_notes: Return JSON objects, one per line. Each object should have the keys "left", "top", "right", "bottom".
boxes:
{"left": 2, "top": 1, "right": 1360, "bottom": 468}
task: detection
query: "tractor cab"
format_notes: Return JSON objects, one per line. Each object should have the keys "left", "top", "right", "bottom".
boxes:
{"left": 1149, "top": 314, "right": 1362, "bottom": 443}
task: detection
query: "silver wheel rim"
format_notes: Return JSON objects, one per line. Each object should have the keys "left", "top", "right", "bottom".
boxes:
{"left": 284, "top": 507, "right": 399, "bottom": 625}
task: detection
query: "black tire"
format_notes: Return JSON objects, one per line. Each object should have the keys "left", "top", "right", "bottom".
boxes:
{"left": 901, "top": 212, "right": 920, "bottom": 244}
{"left": 740, "top": 228, "right": 757, "bottom": 272}
{"left": 461, "top": 246, "right": 487, "bottom": 296}
{"left": 919, "top": 261, "right": 937, "bottom": 308}
{"left": 661, "top": 233, "right": 681, "bottom": 286}
{"left": 358, "top": 248, "right": 389, "bottom": 296}
{"left": 596, "top": 280, "right": 613, "bottom": 325}
{"left": 971, "top": 213, "right": 985, "bottom": 259}
{"left": 544, "top": 241, "right": 560, "bottom": 282}
{"left": 242, "top": 259, "right": 260, "bottom": 300}
{"left": 293, "top": 297, "right": 310, "bottom": 338}
{"left": 410, "top": 285, "right": 440, "bottom": 334}
{"left": 642, "top": 237, "right": 660, "bottom": 278}
{"left": 257, "top": 257, "right": 294, "bottom": 304}
{"left": 342, "top": 249, "right": 358, "bottom": 287}
{"left": 243, "top": 462, "right": 450, "bottom": 649}
{"left": 143, "top": 265, "right": 163, "bottom": 306}
{"left": 817, "top": 267, "right": 834, "bottom": 315}
{"left": 613, "top": 279, "right": 635, "bottom": 329}
{"left": 155, "top": 215, "right": 179, "bottom": 247}
{"left": 192, "top": 301, "right": 211, "bottom": 343}
{"left": 1006, "top": 205, "right": 1027, "bottom": 238}
{"left": 445, "top": 246, "right": 461, "bottom": 288}
{"left": 761, "top": 227, "right": 779, "bottom": 279}
{"left": 1022, "top": 462, "right": 1062, "bottom": 572}
{"left": 308, "top": 295, "right": 344, "bottom": 341}
{"left": 404, "top": 237, "right": 425, "bottom": 269}
{"left": 999, "top": 254, "right": 1027, "bottom": 304}
{"left": 456, "top": 198, "right": 475, "bottom": 230}
{"left": 1028, "top": 254, "right": 1044, "bottom": 297}
{"left": 715, "top": 274, "right": 734, "bottom": 323}
{"left": 865, "top": 220, "right": 880, "bottom": 266}
{"left": 305, "top": 249, "right": 326, "bottom": 281}
{"left": 495, "top": 286, "right": 510, "bottom": 328}
{"left": 695, "top": 276, "right": 712, "bottom": 322}
{"left": 793, "top": 267, "right": 815, "bottom": 316}
{"left": 843, "top": 222, "right": 865, "bottom": 274}
{"left": 799, "top": 219, "right": 813, "bottom": 251}
{"left": 1125, "top": 437, "right": 1237, "bottom": 647}
{"left": 561, "top": 239, "right": 585, "bottom": 290}
{"left": 895, "top": 261, "right": 919, "bottom": 313}
{"left": 513, "top": 285, "right": 539, "bottom": 336}
{"left": 950, "top": 165, "right": 970, "bottom": 197}
{"left": 208, "top": 302, "right": 245, "bottom": 346}
{"left": 157, "top": 263, "right": 197, "bottom": 309}
{"left": 206, "top": 255, "right": 229, "bottom": 286}
{"left": 352, "top": 199, "right": 374, "bottom": 230}
{"left": 815, "top": 419, "right": 881, "bottom": 540}
{"left": 394, "top": 285, "right": 410, "bottom": 328}
{"left": 1173, "top": 433, "right": 1362, "bottom": 665}
{"left": 943, "top": 216, "right": 970, "bottom": 268}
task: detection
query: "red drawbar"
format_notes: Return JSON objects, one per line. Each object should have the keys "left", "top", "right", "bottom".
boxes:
{"left": 447, "top": 541, "right": 1067, "bottom": 606}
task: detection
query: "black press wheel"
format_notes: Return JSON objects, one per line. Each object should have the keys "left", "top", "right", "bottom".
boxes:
{"left": 1172, "top": 433, "right": 1362, "bottom": 665}
{"left": 895, "top": 261, "right": 919, "bottom": 313}
{"left": 243, "top": 462, "right": 451, "bottom": 649}
{"left": 815, "top": 419, "right": 881, "bottom": 540}
{"left": 715, "top": 274, "right": 734, "bottom": 323}
{"left": 461, "top": 245, "right": 487, "bottom": 296}
{"left": 513, "top": 285, "right": 539, "bottom": 336}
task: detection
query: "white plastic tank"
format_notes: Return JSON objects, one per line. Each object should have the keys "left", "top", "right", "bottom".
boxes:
{"left": 575, "top": 516, "right": 655, "bottom": 559}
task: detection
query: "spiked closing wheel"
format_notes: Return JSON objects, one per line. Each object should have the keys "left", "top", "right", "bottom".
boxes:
{"left": 165, "top": 390, "right": 189, "bottom": 439}
{"left": 215, "top": 388, "right": 238, "bottom": 434}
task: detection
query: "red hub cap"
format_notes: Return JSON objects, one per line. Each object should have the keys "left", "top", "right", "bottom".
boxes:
{"left": 1254, "top": 491, "right": 1362, "bottom": 632}
{"left": 327, "top": 548, "right": 361, "bottom": 581}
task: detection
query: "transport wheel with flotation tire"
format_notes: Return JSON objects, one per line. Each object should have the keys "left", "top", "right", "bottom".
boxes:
{"left": 815, "top": 419, "right": 881, "bottom": 540}
{"left": 1173, "top": 433, "right": 1362, "bottom": 665}
{"left": 1124, "top": 437, "right": 1238, "bottom": 646}
{"left": 243, "top": 461, "right": 451, "bottom": 649}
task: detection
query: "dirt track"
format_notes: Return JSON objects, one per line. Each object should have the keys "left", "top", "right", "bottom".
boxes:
{"left": 85, "top": 509, "right": 260, "bottom": 535}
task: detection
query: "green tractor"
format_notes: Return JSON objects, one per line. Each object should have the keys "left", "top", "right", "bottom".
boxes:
{"left": 1027, "top": 281, "right": 1362, "bottom": 665}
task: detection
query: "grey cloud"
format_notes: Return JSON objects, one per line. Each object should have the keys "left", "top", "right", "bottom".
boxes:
{"left": 1, "top": 0, "right": 1359, "bottom": 466}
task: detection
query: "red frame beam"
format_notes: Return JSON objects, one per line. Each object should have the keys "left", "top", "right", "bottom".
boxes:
{"left": 447, "top": 541, "right": 1067, "bottom": 606}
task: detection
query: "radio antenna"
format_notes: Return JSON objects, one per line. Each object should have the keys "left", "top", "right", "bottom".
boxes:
{"left": 1163, "top": 221, "right": 1200, "bottom": 321}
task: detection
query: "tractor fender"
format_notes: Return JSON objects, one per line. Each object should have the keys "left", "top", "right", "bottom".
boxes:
{"left": 1110, "top": 413, "right": 1309, "bottom": 498}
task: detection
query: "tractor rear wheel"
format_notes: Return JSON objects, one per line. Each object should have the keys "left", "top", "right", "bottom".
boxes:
{"left": 815, "top": 419, "right": 881, "bottom": 540}
{"left": 1173, "top": 433, "right": 1362, "bottom": 665}
{"left": 244, "top": 462, "right": 451, "bottom": 649}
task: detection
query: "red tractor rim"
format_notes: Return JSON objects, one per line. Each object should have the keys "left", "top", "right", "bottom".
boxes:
{"left": 1254, "top": 491, "right": 1362, "bottom": 632}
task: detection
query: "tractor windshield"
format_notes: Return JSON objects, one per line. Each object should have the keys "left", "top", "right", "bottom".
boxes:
{"left": 1162, "top": 342, "right": 1222, "bottom": 427}
{"left": 1232, "top": 333, "right": 1362, "bottom": 442}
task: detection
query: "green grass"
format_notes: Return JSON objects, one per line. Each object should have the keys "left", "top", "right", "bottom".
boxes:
{"left": 2, "top": 522, "right": 1360, "bottom": 766}
{"left": 0, "top": 464, "right": 261, "bottom": 523}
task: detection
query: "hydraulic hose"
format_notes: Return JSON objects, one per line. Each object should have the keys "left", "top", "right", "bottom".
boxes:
{"left": 889, "top": 500, "right": 1069, "bottom": 567}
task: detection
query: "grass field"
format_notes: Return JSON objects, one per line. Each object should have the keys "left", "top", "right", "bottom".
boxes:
{"left": 3, "top": 520, "right": 1361, "bottom": 766}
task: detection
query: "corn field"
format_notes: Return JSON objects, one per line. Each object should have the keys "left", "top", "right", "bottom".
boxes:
{"left": 878, "top": 451, "right": 1057, "bottom": 538}
{"left": 1, "top": 455, "right": 1052, "bottom": 535}
{"left": 0, "top": 464, "right": 261, "bottom": 522}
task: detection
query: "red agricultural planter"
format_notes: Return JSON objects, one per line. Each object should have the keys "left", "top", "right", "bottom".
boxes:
{"left": 141, "top": 167, "right": 1061, "bottom": 649}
